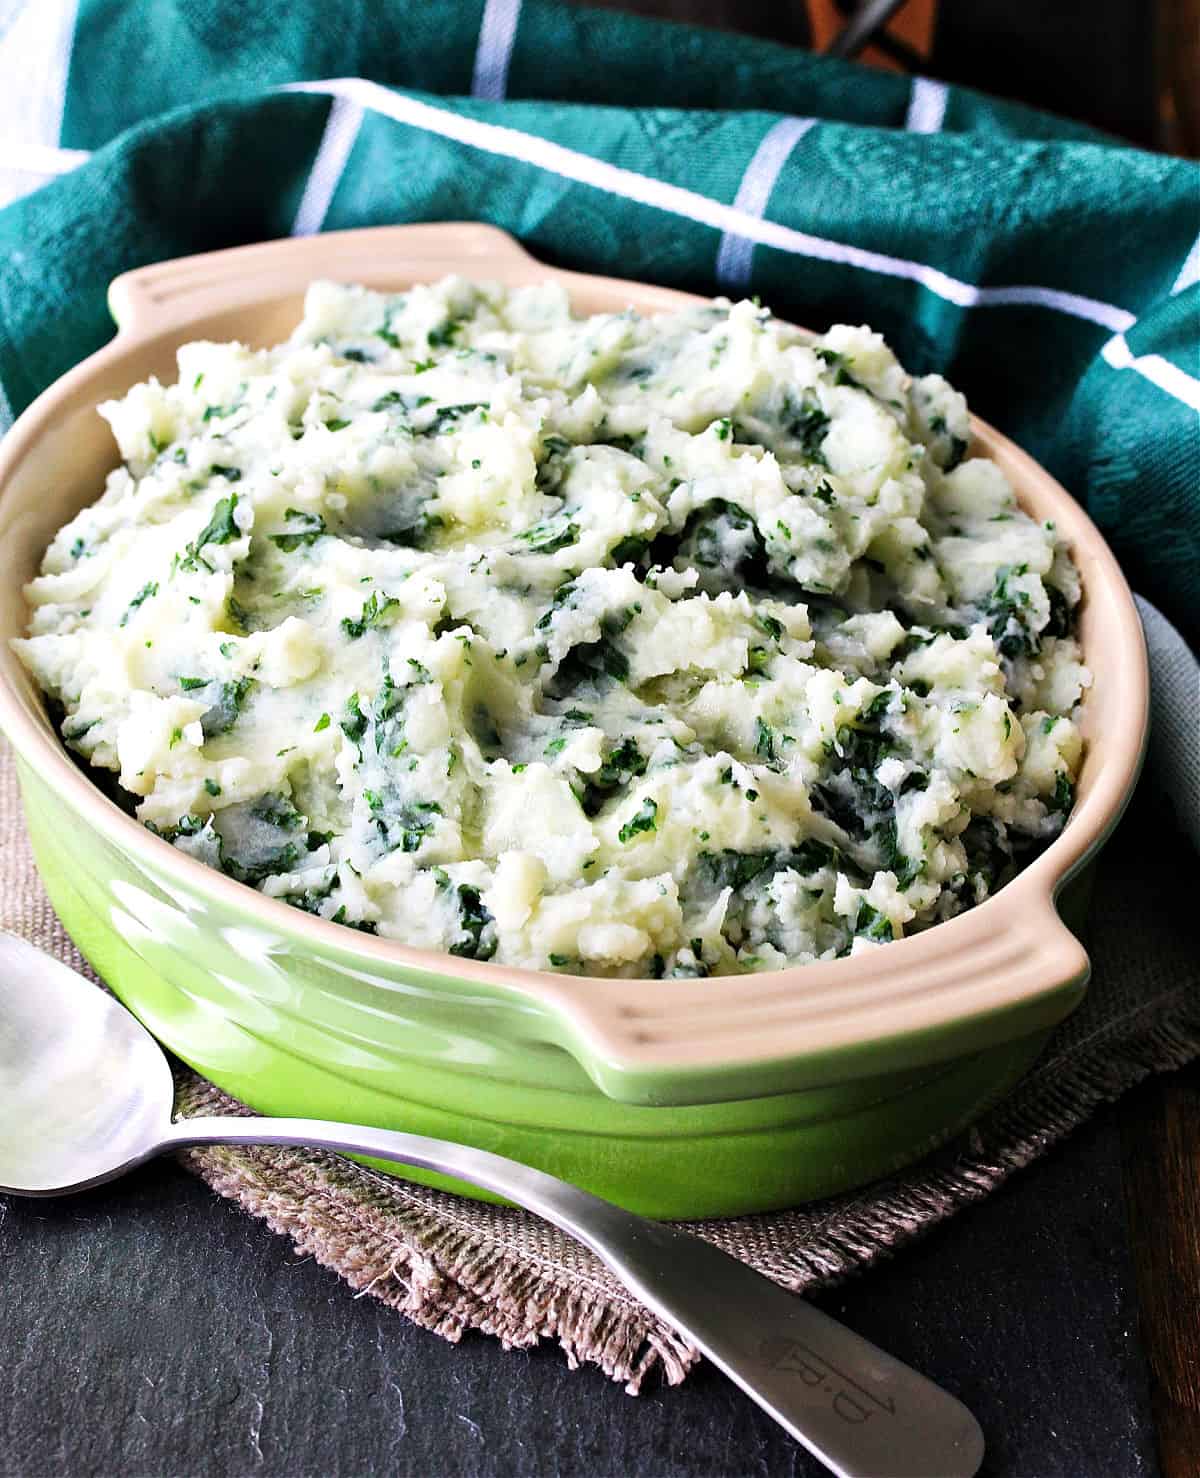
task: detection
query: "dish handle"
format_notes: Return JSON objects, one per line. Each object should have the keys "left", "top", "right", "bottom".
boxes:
{"left": 106, "top": 223, "right": 543, "bottom": 339}
{"left": 534, "top": 876, "right": 1092, "bottom": 1106}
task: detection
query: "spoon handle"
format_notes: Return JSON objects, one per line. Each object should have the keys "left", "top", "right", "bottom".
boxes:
{"left": 166, "top": 1115, "right": 982, "bottom": 1478}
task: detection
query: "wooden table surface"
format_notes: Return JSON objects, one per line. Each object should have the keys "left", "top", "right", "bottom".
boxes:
{"left": 1121, "top": 1066, "right": 1200, "bottom": 1476}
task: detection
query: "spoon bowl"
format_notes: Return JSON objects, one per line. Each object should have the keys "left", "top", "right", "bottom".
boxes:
{"left": 0, "top": 932, "right": 175, "bottom": 1194}
{"left": 0, "top": 929, "right": 983, "bottom": 1478}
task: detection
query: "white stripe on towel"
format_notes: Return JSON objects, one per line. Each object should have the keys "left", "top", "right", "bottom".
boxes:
{"left": 715, "top": 116, "right": 816, "bottom": 292}
{"left": 905, "top": 77, "right": 947, "bottom": 134}
{"left": 1170, "top": 233, "right": 1200, "bottom": 296}
{"left": 471, "top": 0, "right": 523, "bottom": 102}
{"left": 291, "top": 96, "right": 364, "bottom": 236}
{"left": 0, "top": 0, "right": 80, "bottom": 207}
{"left": 277, "top": 80, "right": 1200, "bottom": 413}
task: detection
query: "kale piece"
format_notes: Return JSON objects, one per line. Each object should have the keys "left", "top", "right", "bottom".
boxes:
{"left": 179, "top": 495, "right": 241, "bottom": 572}
{"left": 199, "top": 676, "right": 254, "bottom": 739}
{"left": 609, "top": 534, "right": 649, "bottom": 568}
{"left": 341, "top": 591, "right": 401, "bottom": 639}
{"left": 269, "top": 509, "right": 326, "bottom": 551}
{"left": 371, "top": 390, "right": 432, "bottom": 414}
{"left": 984, "top": 563, "right": 1038, "bottom": 659}
{"left": 340, "top": 693, "right": 367, "bottom": 746}
{"left": 781, "top": 390, "right": 831, "bottom": 464}
{"left": 449, "top": 884, "right": 497, "bottom": 961}
{"left": 214, "top": 793, "right": 307, "bottom": 885}
{"left": 668, "top": 500, "right": 767, "bottom": 595}
{"left": 617, "top": 797, "right": 658, "bottom": 844}
{"left": 854, "top": 902, "right": 894, "bottom": 943}
{"left": 119, "top": 581, "right": 158, "bottom": 627}
{"left": 544, "top": 608, "right": 635, "bottom": 699}
{"left": 517, "top": 512, "right": 580, "bottom": 554}
{"left": 577, "top": 736, "right": 647, "bottom": 817}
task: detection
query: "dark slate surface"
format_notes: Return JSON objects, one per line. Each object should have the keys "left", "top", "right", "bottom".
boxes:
{"left": 1, "top": 1102, "right": 1158, "bottom": 1478}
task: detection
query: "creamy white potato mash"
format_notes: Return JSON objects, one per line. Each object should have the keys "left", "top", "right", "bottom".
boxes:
{"left": 16, "top": 277, "right": 1089, "bottom": 977}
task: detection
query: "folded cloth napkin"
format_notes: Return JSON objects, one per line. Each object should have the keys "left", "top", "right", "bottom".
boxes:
{"left": 0, "top": 0, "right": 1197, "bottom": 1387}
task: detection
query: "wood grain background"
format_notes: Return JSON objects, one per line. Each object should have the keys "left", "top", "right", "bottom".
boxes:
{"left": 580, "top": 0, "right": 1200, "bottom": 154}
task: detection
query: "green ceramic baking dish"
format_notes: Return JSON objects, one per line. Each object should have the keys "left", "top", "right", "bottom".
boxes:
{"left": 0, "top": 224, "right": 1148, "bottom": 1218}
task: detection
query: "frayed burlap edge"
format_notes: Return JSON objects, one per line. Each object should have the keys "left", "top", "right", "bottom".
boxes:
{"left": 173, "top": 977, "right": 1200, "bottom": 1392}
{"left": 175, "top": 1079, "right": 698, "bottom": 1392}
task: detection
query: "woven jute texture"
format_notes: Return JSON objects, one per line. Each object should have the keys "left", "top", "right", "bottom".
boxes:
{"left": 3, "top": 742, "right": 1196, "bottom": 1390}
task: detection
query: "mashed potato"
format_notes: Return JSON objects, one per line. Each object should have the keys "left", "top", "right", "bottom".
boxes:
{"left": 15, "top": 277, "right": 1089, "bottom": 976}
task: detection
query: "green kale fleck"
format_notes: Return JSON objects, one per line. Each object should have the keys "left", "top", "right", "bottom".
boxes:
{"left": 610, "top": 534, "right": 649, "bottom": 567}
{"left": 426, "top": 318, "right": 462, "bottom": 349}
{"left": 340, "top": 693, "right": 367, "bottom": 746}
{"left": 782, "top": 391, "right": 830, "bottom": 465}
{"left": 754, "top": 717, "right": 777, "bottom": 764}
{"left": 419, "top": 403, "right": 486, "bottom": 438}
{"left": 854, "top": 902, "right": 894, "bottom": 943}
{"left": 180, "top": 494, "right": 241, "bottom": 572}
{"left": 518, "top": 512, "right": 580, "bottom": 554}
{"left": 215, "top": 792, "right": 307, "bottom": 885}
{"left": 341, "top": 590, "right": 401, "bottom": 639}
{"left": 1048, "top": 771, "right": 1074, "bottom": 815}
{"left": 815, "top": 346, "right": 867, "bottom": 391}
{"left": 578, "top": 736, "right": 647, "bottom": 816}
{"left": 200, "top": 677, "right": 253, "bottom": 738}
{"left": 270, "top": 509, "right": 326, "bottom": 551}
{"left": 618, "top": 796, "right": 658, "bottom": 844}
{"left": 119, "top": 581, "right": 158, "bottom": 627}
{"left": 202, "top": 400, "right": 240, "bottom": 423}
{"left": 371, "top": 390, "right": 432, "bottom": 415}
{"left": 449, "top": 884, "right": 497, "bottom": 961}
{"left": 331, "top": 905, "right": 379, "bottom": 934}
{"left": 371, "top": 666, "right": 411, "bottom": 756}
{"left": 985, "top": 564, "right": 1036, "bottom": 658}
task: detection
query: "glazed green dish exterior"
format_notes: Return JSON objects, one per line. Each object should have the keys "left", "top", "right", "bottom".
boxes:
{"left": 17, "top": 753, "right": 1083, "bottom": 1217}
{"left": 0, "top": 229, "right": 1147, "bottom": 1221}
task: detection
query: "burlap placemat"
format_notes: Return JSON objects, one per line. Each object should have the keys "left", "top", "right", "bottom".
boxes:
{"left": 3, "top": 741, "right": 1197, "bottom": 1391}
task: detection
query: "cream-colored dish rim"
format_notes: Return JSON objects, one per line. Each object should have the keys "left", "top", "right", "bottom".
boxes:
{"left": 0, "top": 223, "right": 1149, "bottom": 1079}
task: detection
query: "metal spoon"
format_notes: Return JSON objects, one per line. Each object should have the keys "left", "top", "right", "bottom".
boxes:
{"left": 0, "top": 930, "right": 982, "bottom": 1478}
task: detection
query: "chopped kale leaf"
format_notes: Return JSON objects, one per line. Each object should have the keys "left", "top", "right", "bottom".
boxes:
{"left": 341, "top": 590, "right": 401, "bottom": 639}
{"left": 200, "top": 677, "right": 254, "bottom": 738}
{"left": 119, "top": 581, "right": 158, "bottom": 627}
{"left": 617, "top": 797, "right": 658, "bottom": 844}
{"left": 270, "top": 509, "right": 326, "bottom": 551}
{"left": 518, "top": 512, "right": 580, "bottom": 554}
{"left": 449, "top": 884, "right": 497, "bottom": 960}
